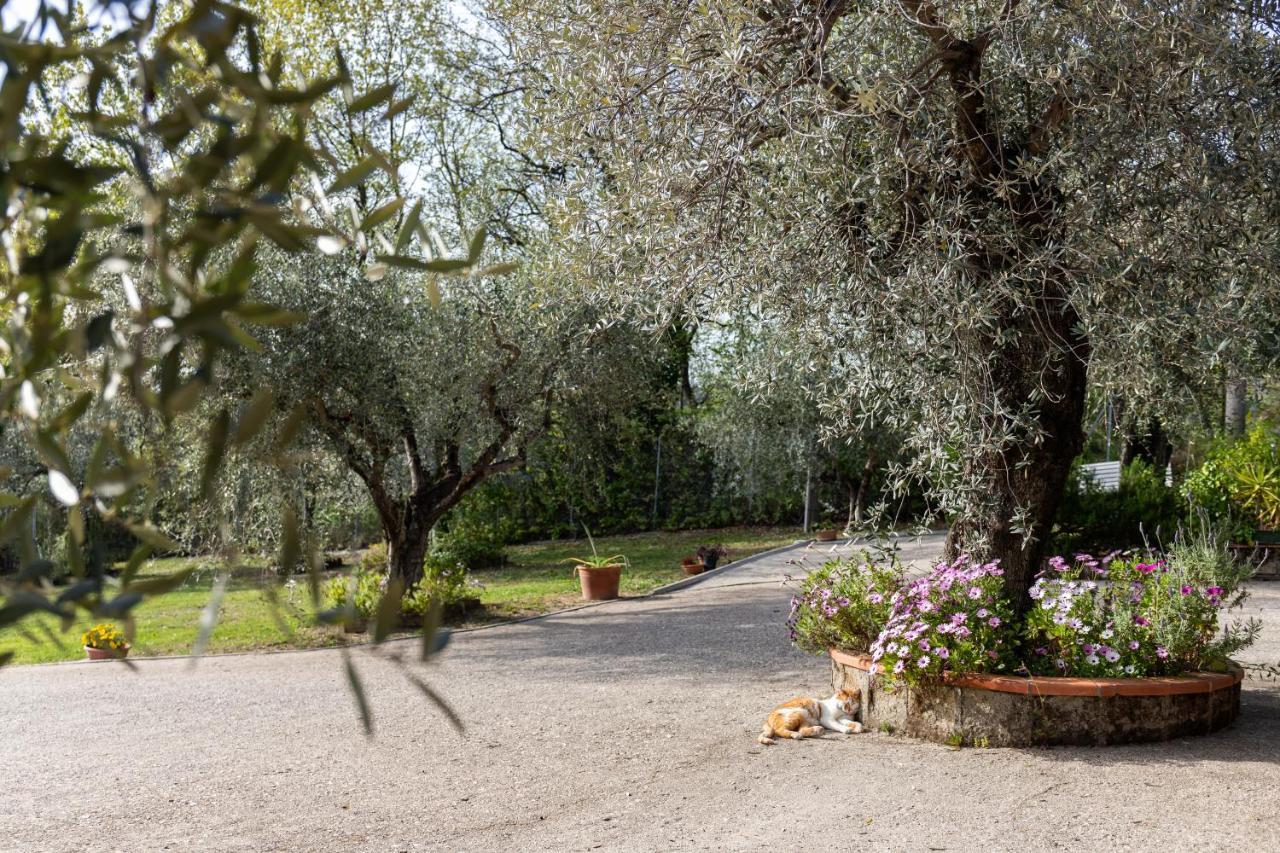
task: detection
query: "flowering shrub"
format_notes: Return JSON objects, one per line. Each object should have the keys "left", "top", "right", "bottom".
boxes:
{"left": 81, "top": 623, "right": 127, "bottom": 651}
{"left": 870, "top": 557, "right": 1015, "bottom": 685}
{"left": 787, "top": 554, "right": 903, "bottom": 655}
{"left": 1025, "top": 533, "right": 1259, "bottom": 677}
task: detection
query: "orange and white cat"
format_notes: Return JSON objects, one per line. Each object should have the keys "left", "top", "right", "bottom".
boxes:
{"left": 757, "top": 689, "right": 862, "bottom": 745}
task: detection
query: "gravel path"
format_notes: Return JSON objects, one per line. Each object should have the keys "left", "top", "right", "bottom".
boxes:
{"left": 3, "top": 534, "right": 1280, "bottom": 852}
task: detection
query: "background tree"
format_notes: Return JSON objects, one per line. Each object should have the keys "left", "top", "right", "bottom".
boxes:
{"left": 501, "top": 0, "right": 1280, "bottom": 603}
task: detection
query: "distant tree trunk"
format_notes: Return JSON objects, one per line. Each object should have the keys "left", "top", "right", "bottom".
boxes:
{"left": 853, "top": 450, "right": 876, "bottom": 526}
{"left": 1121, "top": 417, "right": 1172, "bottom": 470}
{"left": 1224, "top": 378, "right": 1247, "bottom": 437}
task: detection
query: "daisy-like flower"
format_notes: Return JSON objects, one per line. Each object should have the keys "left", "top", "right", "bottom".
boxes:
{"left": 1082, "top": 644, "right": 1096, "bottom": 655}
{"left": 918, "top": 638, "right": 931, "bottom": 651}
{"left": 868, "top": 592, "right": 883, "bottom": 604}
{"left": 1085, "top": 654, "right": 1100, "bottom": 665}
{"left": 1133, "top": 615, "right": 1149, "bottom": 627}
{"left": 893, "top": 660, "right": 906, "bottom": 675}
{"left": 1124, "top": 665, "right": 1136, "bottom": 674}
{"left": 1104, "top": 649, "right": 1120, "bottom": 663}
{"left": 1129, "top": 641, "right": 1140, "bottom": 650}
{"left": 1180, "top": 585, "right": 1193, "bottom": 596}
{"left": 837, "top": 596, "right": 851, "bottom": 607}
{"left": 934, "top": 647, "right": 950, "bottom": 660}
{"left": 917, "top": 655, "right": 931, "bottom": 669}
{"left": 968, "top": 586, "right": 982, "bottom": 600}
{"left": 976, "top": 608, "right": 989, "bottom": 619}
{"left": 987, "top": 616, "right": 1001, "bottom": 628}
{"left": 1100, "top": 628, "right": 1114, "bottom": 640}
{"left": 1034, "top": 646, "right": 1048, "bottom": 655}
{"left": 1069, "top": 618, "right": 1084, "bottom": 630}
{"left": 1156, "top": 646, "right": 1169, "bottom": 659}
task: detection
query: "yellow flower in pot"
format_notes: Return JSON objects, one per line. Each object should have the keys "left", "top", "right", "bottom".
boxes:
{"left": 81, "top": 623, "right": 130, "bottom": 661}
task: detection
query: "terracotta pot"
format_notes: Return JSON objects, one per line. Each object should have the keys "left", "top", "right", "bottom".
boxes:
{"left": 815, "top": 529, "right": 839, "bottom": 542}
{"left": 578, "top": 564, "right": 623, "bottom": 600}
{"left": 680, "top": 559, "right": 703, "bottom": 576}
{"left": 84, "top": 644, "right": 129, "bottom": 661}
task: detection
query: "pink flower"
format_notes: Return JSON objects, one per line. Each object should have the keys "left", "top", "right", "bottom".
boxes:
{"left": 1180, "top": 585, "right": 1193, "bottom": 596}
{"left": 1156, "top": 646, "right": 1169, "bottom": 659}
{"left": 987, "top": 616, "right": 1001, "bottom": 628}
{"left": 1129, "top": 641, "right": 1140, "bottom": 651}
{"left": 1133, "top": 615, "right": 1149, "bottom": 627}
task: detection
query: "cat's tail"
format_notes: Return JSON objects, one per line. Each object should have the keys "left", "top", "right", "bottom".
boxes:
{"left": 757, "top": 723, "right": 776, "bottom": 745}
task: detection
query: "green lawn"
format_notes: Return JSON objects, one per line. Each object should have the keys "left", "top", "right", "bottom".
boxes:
{"left": 0, "top": 526, "right": 801, "bottom": 665}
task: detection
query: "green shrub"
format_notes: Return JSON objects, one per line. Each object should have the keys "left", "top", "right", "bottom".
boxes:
{"left": 1052, "top": 460, "right": 1183, "bottom": 553}
{"left": 431, "top": 524, "right": 505, "bottom": 570}
{"left": 323, "top": 547, "right": 476, "bottom": 626}
{"left": 1185, "top": 423, "right": 1280, "bottom": 539}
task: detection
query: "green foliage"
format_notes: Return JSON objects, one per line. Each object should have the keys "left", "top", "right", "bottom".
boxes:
{"left": 786, "top": 554, "right": 903, "bottom": 655}
{"left": 323, "top": 550, "right": 473, "bottom": 625}
{"left": 0, "top": 0, "right": 443, "bottom": 655}
{"left": 431, "top": 524, "right": 506, "bottom": 571}
{"left": 1184, "top": 423, "right": 1280, "bottom": 539}
{"left": 1052, "top": 461, "right": 1184, "bottom": 553}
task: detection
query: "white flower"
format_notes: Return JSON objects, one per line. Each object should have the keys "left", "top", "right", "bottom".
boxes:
{"left": 1086, "top": 654, "right": 1100, "bottom": 665}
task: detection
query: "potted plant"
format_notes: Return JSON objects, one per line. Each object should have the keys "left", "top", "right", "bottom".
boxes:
{"left": 696, "top": 544, "right": 727, "bottom": 571}
{"left": 680, "top": 555, "right": 703, "bottom": 576}
{"left": 82, "top": 623, "right": 130, "bottom": 660}
{"left": 565, "top": 529, "right": 627, "bottom": 600}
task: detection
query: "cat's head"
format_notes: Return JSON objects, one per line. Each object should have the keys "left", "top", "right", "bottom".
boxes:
{"left": 834, "top": 688, "right": 860, "bottom": 715}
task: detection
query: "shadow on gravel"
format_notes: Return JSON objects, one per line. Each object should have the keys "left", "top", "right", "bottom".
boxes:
{"left": 1026, "top": 685, "right": 1280, "bottom": 768}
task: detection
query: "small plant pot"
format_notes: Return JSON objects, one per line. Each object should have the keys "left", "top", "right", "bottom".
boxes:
{"left": 84, "top": 644, "right": 129, "bottom": 661}
{"left": 681, "top": 559, "right": 703, "bottom": 576}
{"left": 578, "top": 564, "right": 623, "bottom": 600}
{"left": 815, "top": 529, "right": 839, "bottom": 542}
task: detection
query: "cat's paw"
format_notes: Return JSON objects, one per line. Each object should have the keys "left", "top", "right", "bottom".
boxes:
{"left": 846, "top": 723, "right": 864, "bottom": 734}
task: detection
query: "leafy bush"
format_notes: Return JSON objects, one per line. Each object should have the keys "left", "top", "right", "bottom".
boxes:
{"left": 1025, "top": 532, "right": 1258, "bottom": 677}
{"left": 1052, "top": 460, "right": 1183, "bottom": 553}
{"left": 787, "top": 554, "right": 903, "bottom": 654}
{"left": 1184, "top": 423, "right": 1280, "bottom": 539}
{"left": 323, "top": 549, "right": 474, "bottom": 625}
{"left": 431, "top": 524, "right": 506, "bottom": 570}
{"left": 869, "top": 557, "right": 1016, "bottom": 685}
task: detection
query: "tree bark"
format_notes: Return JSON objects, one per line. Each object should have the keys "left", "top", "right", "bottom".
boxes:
{"left": 945, "top": 290, "right": 1090, "bottom": 611}
{"left": 1224, "top": 378, "right": 1247, "bottom": 437}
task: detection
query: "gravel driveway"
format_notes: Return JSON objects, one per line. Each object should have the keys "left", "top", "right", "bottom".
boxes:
{"left": 3, "top": 534, "right": 1279, "bottom": 852}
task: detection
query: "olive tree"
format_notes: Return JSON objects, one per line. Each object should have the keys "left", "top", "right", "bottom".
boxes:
{"left": 237, "top": 250, "right": 601, "bottom": 588}
{"left": 501, "top": 0, "right": 1280, "bottom": 602}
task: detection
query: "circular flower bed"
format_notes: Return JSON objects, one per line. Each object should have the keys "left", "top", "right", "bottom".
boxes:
{"left": 788, "top": 534, "right": 1258, "bottom": 745}
{"left": 830, "top": 648, "right": 1242, "bottom": 746}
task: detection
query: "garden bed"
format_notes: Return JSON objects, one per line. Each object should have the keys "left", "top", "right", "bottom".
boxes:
{"left": 830, "top": 648, "right": 1243, "bottom": 747}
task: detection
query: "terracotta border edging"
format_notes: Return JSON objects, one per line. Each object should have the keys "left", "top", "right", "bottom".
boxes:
{"left": 829, "top": 648, "right": 1244, "bottom": 698}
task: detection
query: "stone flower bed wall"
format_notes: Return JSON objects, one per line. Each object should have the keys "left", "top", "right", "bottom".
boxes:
{"left": 830, "top": 649, "right": 1243, "bottom": 747}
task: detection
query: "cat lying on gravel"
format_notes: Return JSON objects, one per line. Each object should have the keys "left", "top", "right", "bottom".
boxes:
{"left": 757, "top": 689, "right": 863, "bottom": 745}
